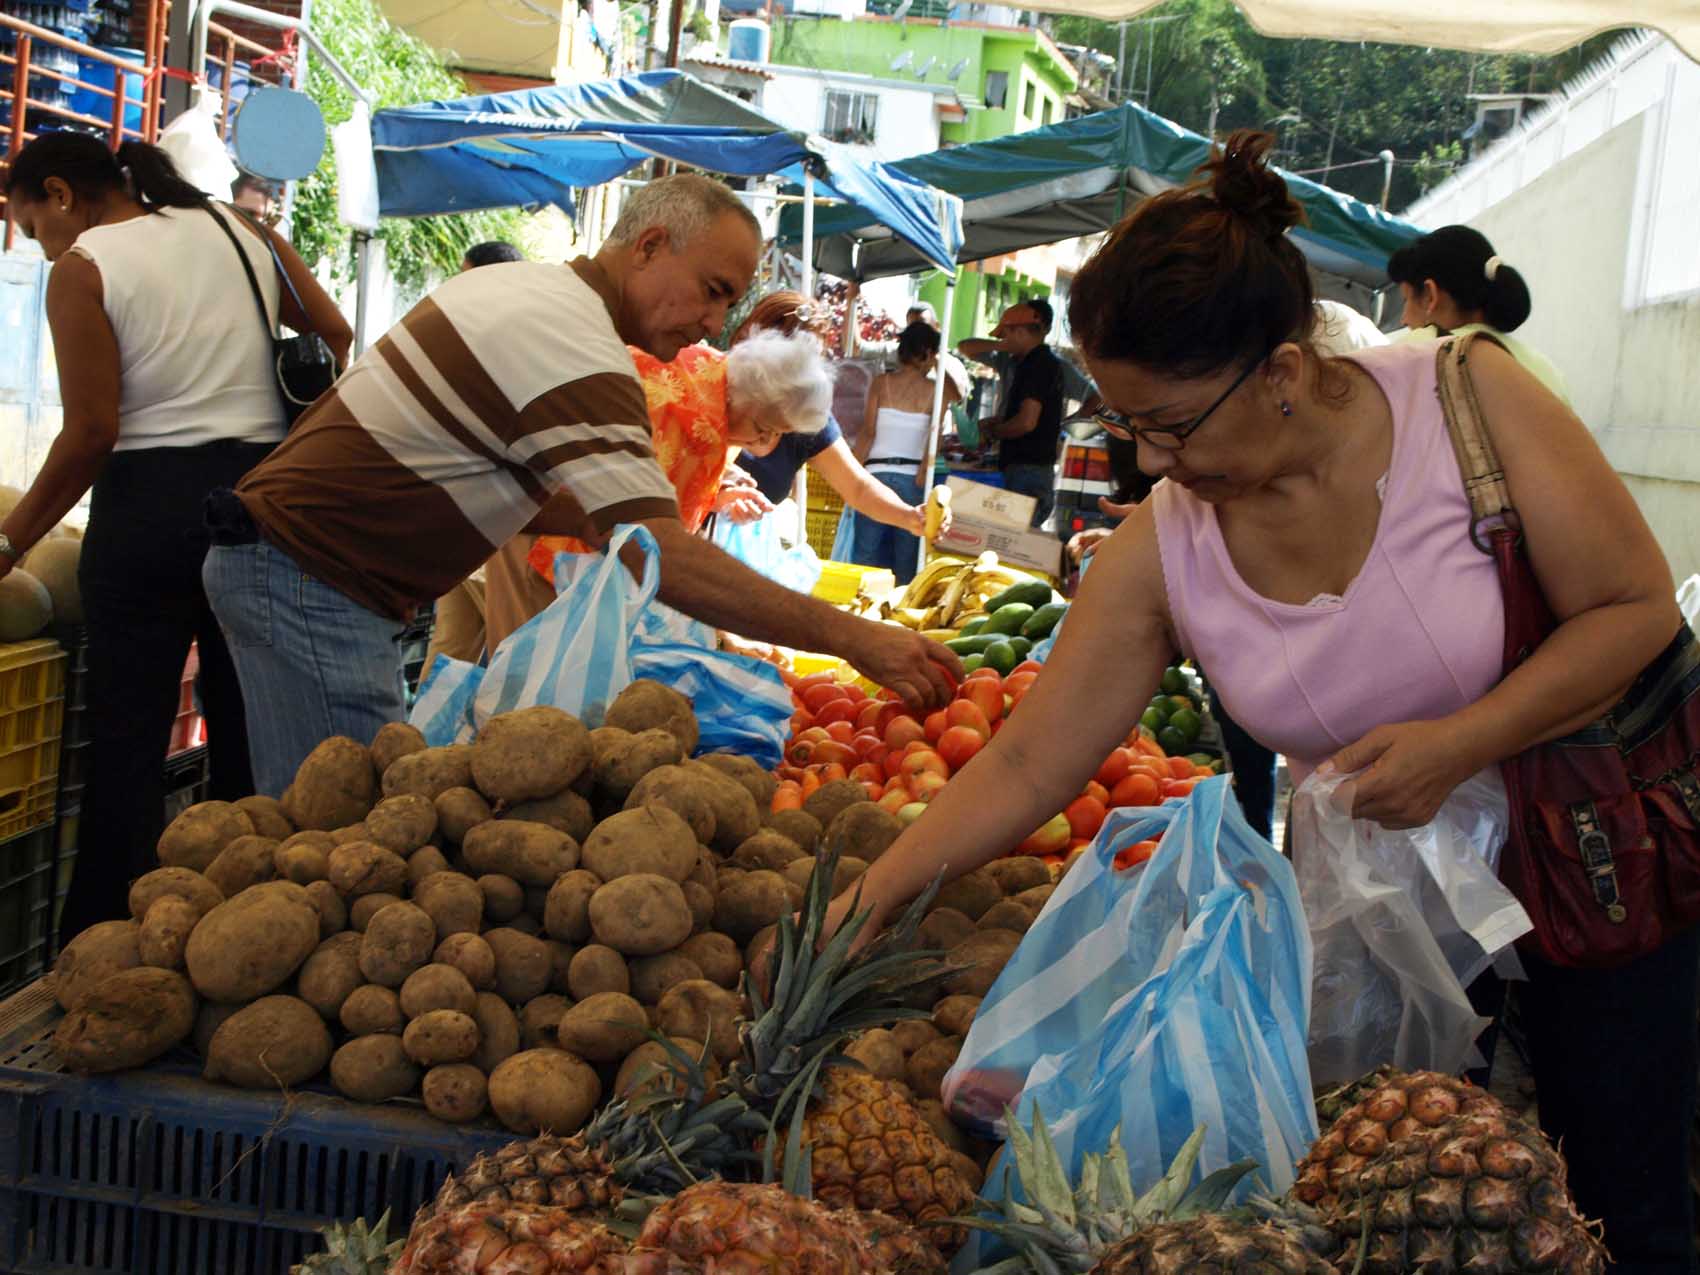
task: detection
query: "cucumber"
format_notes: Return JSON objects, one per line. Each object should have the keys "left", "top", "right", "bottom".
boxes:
{"left": 1020, "top": 601, "right": 1068, "bottom": 640}
{"left": 944, "top": 634, "right": 1001, "bottom": 656}
{"left": 984, "top": 579, "right": 1053, "bottom": 614}
{"left": 957, "top": 616, "right": 988, "bottom": 638}
{"left": 984, "top": 602, "right": 1035, "bottom": 636}
{"left": 982, "top": 640, "right": 1018, "bottom": 675}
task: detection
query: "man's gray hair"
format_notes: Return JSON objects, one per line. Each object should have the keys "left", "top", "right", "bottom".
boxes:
{"left": 606, "top": 173, "right": 760, "bottom": 250}
{"left": 726, "top": 329, "right": 832, "bottom": 436}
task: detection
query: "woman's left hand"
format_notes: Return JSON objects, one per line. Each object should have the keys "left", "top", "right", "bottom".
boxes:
{"left": 1324, "top": 719, "right": 1484, "bottom": 829}
{"left": 713, "top": 487, "right": 773, "bottom": 524}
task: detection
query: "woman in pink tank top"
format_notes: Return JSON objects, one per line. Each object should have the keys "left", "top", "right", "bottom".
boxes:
{"left": 826, "top": 132, "right": 1691, "bottom": 1270}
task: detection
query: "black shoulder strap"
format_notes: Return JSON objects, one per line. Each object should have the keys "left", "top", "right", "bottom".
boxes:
{"left": 225, "top": 203, "right": 312, "bottom": 319}
{"left": 206, "top": 204, "right": 277, "bottom": 338}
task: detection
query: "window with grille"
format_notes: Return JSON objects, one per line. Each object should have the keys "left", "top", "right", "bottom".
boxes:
{"left": 822, "top": 90, "right": 879, "bottom": 144}
{"left": 983, "top": 70, "right": 1008, "bottom": 110}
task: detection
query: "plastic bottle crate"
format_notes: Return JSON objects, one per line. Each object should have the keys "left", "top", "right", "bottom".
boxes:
{"left": 0, "top": 981, "right": 512, "bottom": 1274}
{"left": 0, "top": 642, "right": 65, "bottom": 844}
{"left": 0, "top": 827, "right": 63, "bottom": 998}
{"left": 162, "top": 747, "right": 209, "bottom": 826}
{"left": 805, "top": 508, "right": 841, "bottom": 560}
{"left": 168, "top": 645, "right": 202, "bottom": 761}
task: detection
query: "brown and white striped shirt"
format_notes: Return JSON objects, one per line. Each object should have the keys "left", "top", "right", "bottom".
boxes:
{"left": 237, "top": 257, "right": 679, "bottom": 619}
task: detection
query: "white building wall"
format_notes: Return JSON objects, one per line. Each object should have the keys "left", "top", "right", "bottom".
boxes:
{"left": 1406, "top": 32, "right": 1700, "bottom": 583}
{"left": 756, "top": 69, "right": 943, "bottom": 163}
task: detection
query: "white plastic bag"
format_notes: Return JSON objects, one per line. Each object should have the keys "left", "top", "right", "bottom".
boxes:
{"left": 1292, "top": 768, "right": 1531, "bottom": 1085}
{"left": 157, "top": 94, "right": 238, "bottom": 199}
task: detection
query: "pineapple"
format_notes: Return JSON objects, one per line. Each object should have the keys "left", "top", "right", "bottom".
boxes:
{"left": 413, "top": 850, "right": 965, "bottom": 1249}
{"left": 797, "top": 1066, "right": 974, "bottom": 1228}
{"left": 394, "top": 1202, "right": 629, "bottom": 1274}
{"left": 293, "top": 1212, "right": 404, "bottom": 1275}
{"left": 958, "top": 1108, "right": 1274, "bottom": 1274}
{"left": 624, "top": 1181, "right": 947, "bottom": 1274}
{"left": 1311, "top": 1112, "right": 1607, "bottom": 1274}
{"left": 1292, "top": 1068, "right": 1510, "bottom": 1207}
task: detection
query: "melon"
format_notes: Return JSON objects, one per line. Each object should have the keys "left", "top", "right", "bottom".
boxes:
{"left": 21, "top": 537, "right": 82, "bottom": 624}
{"left": 0, "top": 571, "right": 53, "bottom": 640}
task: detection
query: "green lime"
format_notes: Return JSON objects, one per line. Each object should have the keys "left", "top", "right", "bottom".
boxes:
{"left": 1167, "top": 707, "right": 1202, "bottom": 747}
{"left": 1139, "top": 707, "right": 1166, "bottom": 733}
{"left": 1149, "top": 694, "right": 1172, "bottom": 712}
{"left": 1008, "top": 635, "right": 1033, "bottom": 658}
{"left": 1157, "top": 725, "right": 1190, "bottom": 756}
{"left": 983, "top": 640, "right": 1018, "bottom": 675}
{"left": 1187, "top": 752, "right": 1216, "bottom": 770}
{"left": 1166, "top": 694, "right": 1193, "bottom": 716}
{"left": 962, "top": 653, "right": 985, "bottom": 673}
{"left": 1160, "top": 666, "right": 1188, "bottom": 696}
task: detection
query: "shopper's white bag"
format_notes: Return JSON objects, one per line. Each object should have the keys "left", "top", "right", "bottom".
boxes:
{"left": 1293, "top": 767, "right": 1531, "bottom": 1085}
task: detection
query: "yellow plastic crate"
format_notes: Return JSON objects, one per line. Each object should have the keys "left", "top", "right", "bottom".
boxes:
{"left": 0, "top": 640, "right": 66, "bottom": 842}
{"left": 807, "top": 483, "right": 845, "bottom": 519}
{"left": 812, "top": 561, "right": 897, "bottom": 606}
{"left": 805, "top": 508, "right": 842, "bottom": 559}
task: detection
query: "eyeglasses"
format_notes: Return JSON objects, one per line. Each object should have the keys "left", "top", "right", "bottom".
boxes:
{"left": 1094, "top": 355, "right": 1266, "bottom": 452}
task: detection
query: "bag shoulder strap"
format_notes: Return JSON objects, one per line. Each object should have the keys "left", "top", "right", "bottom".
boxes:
{"left": 206, "top": 204, "right": 278, "bottom": 339}
{"left": 225, "top": 204, "right": 312, "bottom": 319}
{"left": 1434, "top": 332, "right": 1519, "bottom": 550}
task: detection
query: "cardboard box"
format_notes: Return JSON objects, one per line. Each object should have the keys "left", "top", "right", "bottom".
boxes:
{"left": 933, "top": 477, "right": 1063, "bottom": 579}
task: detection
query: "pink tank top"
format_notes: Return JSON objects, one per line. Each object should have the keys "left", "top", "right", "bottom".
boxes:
{"left": 1153, "top": 341, "right": 1504, "bottom": 781}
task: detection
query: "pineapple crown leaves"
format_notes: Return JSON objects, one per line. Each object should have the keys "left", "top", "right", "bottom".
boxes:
{"left": 954, "top": 1108, "right": 1262, "bottom": 1275}
{"left": 294, "top": 1210, "right": 402, "bottom": 1275}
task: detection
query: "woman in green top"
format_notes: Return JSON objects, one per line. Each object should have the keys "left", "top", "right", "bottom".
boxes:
{"left": 1388, "top": 224, "right": 1571, "bottom": 404}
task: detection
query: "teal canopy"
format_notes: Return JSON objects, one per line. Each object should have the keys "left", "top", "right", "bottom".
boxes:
{"left": 783, "top": 101, "right": 1422, "bottom": 290}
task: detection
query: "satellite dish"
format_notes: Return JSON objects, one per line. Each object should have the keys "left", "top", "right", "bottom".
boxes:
{"left": 947, "top": 57, "right": 968, "bottom": 80}
{"left": 914, "top": 55, "right": 936, "bottom": 77}
{"left": 889, "top": 49, "right": 914, "bottom": 71}
{"left": 232, "top": 85, "right": 326, "bottom": 181}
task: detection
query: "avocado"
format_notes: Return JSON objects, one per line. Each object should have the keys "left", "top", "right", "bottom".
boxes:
{"left": 984, "top": 602, "right": 1035, "bottom": 636}
{"left": 984, "top": 579, "right": 1054, "bottom": 613}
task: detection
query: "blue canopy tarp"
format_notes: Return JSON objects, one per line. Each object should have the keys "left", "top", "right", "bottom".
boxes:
{"left": 783, "top": 101, "right": 1423, "bottom": 291}
{"left": 371, "top": 69, "right": 962, "bottom": 273}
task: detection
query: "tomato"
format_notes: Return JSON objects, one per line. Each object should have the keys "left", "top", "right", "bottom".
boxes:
{"left": 945, "top": 699, "right": 991, "bottom": 741}
{"left": 816, "top": 761, "right": 848, "bottom": 783}
{"left": 1161, "top": 778, "right": 1200, "bottom": 800}
{"left": 1005, "top": 671, "right": 1039, "bottom": 698}
{"left": 958, "top": 677, "right": 1004, "bottom": 724}
{"left": 812, "top": 698, "right": 859, "bottom": 727}
{"left": 1064, "top": 794, "right": 1108, "bottom": 841}
{"left": 1166, "top": 756, "right": 1195, "bottom": 780}
{"left": 907, "top": 771, "right": 949, "bottom": 803}
{"left": 771, "top": 782, "right": 803, "bottom": 813}
{"left": 1109, "top": 771, "right": 1162, "bottom": 807}
{"left": 1017, "top": 812, "right": 1072, "bottom": 856}
{"left": 963, "top": 667, "right": 1004, "bottom": 684}
{"left": 862, "top": 782, "right": 883, "bottom": 801}
{"left": 794, "top": 725, "right": 829, "bottom": 746}
{"left": 796, "top": 671, "right": 839, "bottom": 692}
{"left": 1083, "top": 779, "right": 1110, "bottom": 805}
{"left": 1013, "top": 660, "right": 1045, "bottom": 677}
{"left": 789, "top": 709, "right": 813, "bottom": 735}
{"left": 801, "top": 682, "right": 850, "bottom": 714}
{"left": 838, "top": 683, "right": 868, "bottom": 704}
{"left": 823, "top": 720, "right": 855, "bottom": 745}
{"left": 882, "top": 775, "right": 910, "bottom": 798}
{"left": 785, "top": 739, "right": 818, "bottom": 767}
{"left": 799, "top": 769, "right": 822, "bottom": 797}
{"left": 856, "top": 700, "right": 887, "bottom": 733}
{"left": 936, "top": 725, "right": 986, "bottom": 771}
{"left": 884, "top": 715, "right": 927, "bottom": 750}
{"left": 900, "top": 749, "right": 949, "bottom": 781}
{"left": 850, "top": 762, "right": 883, "bottom": 786}
{"left": 882, "top": 750, "right": 906, "bottom": 781}
{"left": 1095, "top": 747, "right": 1135, "bottom": 789}
{"left": 877, "top": 788, "right": 910, "bottom": 815}
{"left": 924, "top": 709, "right": 949, "bottom": 743}
{"left": 1113, "top": 839, "right": 1159, "bottom": 870}
{"left": 810, "top": 740, "right": 857, "bottom": 768}
{"left": 852, "top": 729, "right": 882, "bottom": 754}
{"left": 1132, "top": 736, "right": 1167, "bottom": 760}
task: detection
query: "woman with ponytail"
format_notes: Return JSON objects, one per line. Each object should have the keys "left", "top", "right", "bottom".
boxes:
{"left": 806, "top": 131, "right": 1692, "bottom": 1272}
{"left": 2, "top": 133, "right": 349, "bottom": 946}
{"left": 1387, "top": 223, "right": 1570, "bottom": 403}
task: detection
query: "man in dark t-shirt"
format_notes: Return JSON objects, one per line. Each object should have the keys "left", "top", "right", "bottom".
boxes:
{"left": 959, "top": 300, "right": 1065, "bottom": 527}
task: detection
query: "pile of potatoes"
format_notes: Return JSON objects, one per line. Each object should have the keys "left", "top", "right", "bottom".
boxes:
{"left": 49, "top": 678, "right": 1045, "bottom": 1142}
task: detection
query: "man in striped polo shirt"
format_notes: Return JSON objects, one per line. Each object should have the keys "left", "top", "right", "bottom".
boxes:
{"left": 204, "top": 175, "right": 961, "bottom": 797}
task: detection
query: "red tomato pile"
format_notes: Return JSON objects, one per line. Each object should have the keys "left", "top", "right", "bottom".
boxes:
{"left": 774, "top": 663, "right": 1211, "bottom": 874}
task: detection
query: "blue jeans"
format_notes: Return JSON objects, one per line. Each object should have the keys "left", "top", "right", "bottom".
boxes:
{"left": 1001, "top": 462, "right": 1055, "bottom": 528}
{"left": 850, "top": 472, "right": 923, "bottom": 584}
{"left": 203, "top": 541, "right": 407, "bottom": 797}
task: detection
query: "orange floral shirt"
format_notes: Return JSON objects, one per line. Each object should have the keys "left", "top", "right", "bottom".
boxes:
{"left": 530, "top": 344, "right": 732, "bottom": 580}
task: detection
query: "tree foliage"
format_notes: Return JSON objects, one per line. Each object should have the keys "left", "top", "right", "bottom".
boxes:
{"left": 291, "top": 0, "right": 522, "bottom": 296}
{"left": 1050, "top": 2, "right": 1628, "bottom": 210}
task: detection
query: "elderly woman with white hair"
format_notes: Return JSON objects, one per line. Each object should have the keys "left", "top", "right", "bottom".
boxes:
{"left": 514, "top": 327, "right": 834, "bottom": 626}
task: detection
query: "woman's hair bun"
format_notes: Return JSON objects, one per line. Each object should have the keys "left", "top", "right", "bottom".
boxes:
{"left": 1204, "top": 130, "right": 1304, "bottom": 239}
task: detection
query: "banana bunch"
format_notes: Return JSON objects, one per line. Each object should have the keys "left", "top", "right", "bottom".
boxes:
{"left": 896, "top": 552, "right": 1036, "bottom": 631}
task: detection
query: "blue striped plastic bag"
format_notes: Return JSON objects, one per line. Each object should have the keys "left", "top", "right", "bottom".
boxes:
{"left": 410, "top": 525, "right": 794, "bottom": 766}
{"left": 944, "top": 776, "right": 1317, "bottom": 1256}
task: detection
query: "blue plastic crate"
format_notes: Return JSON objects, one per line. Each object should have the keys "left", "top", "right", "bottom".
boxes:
{"left": 0, "top": 981, "right": 514, "bottom": 1274}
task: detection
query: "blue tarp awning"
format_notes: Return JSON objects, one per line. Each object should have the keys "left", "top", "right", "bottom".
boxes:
{"left": 783, "top": 101, "right": 1423, "bottom": 291}
{"left": 371, "top": 70, "right": 962, "bottom": 274}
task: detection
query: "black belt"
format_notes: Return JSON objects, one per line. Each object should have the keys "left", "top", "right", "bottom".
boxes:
{"left": 867, "top": 456, "right": 922, "bottom": 467}
{"left": 204, "top": 487, "right": 261, "bottom": 546}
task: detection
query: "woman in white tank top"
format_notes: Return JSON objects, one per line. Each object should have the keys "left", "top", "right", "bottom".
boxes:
{"left": 848, "top": 321, "right": 960, "bottom": 583}
{"left": 1, "top": 134, "right": 349, "bottom": 946}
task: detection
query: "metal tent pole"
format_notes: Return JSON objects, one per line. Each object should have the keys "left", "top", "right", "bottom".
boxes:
{"left": 800, "top": 166, "right": 815, "bottom": 301}
{"left": 915, "top": 277, "right": 956, "bottom": 578}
